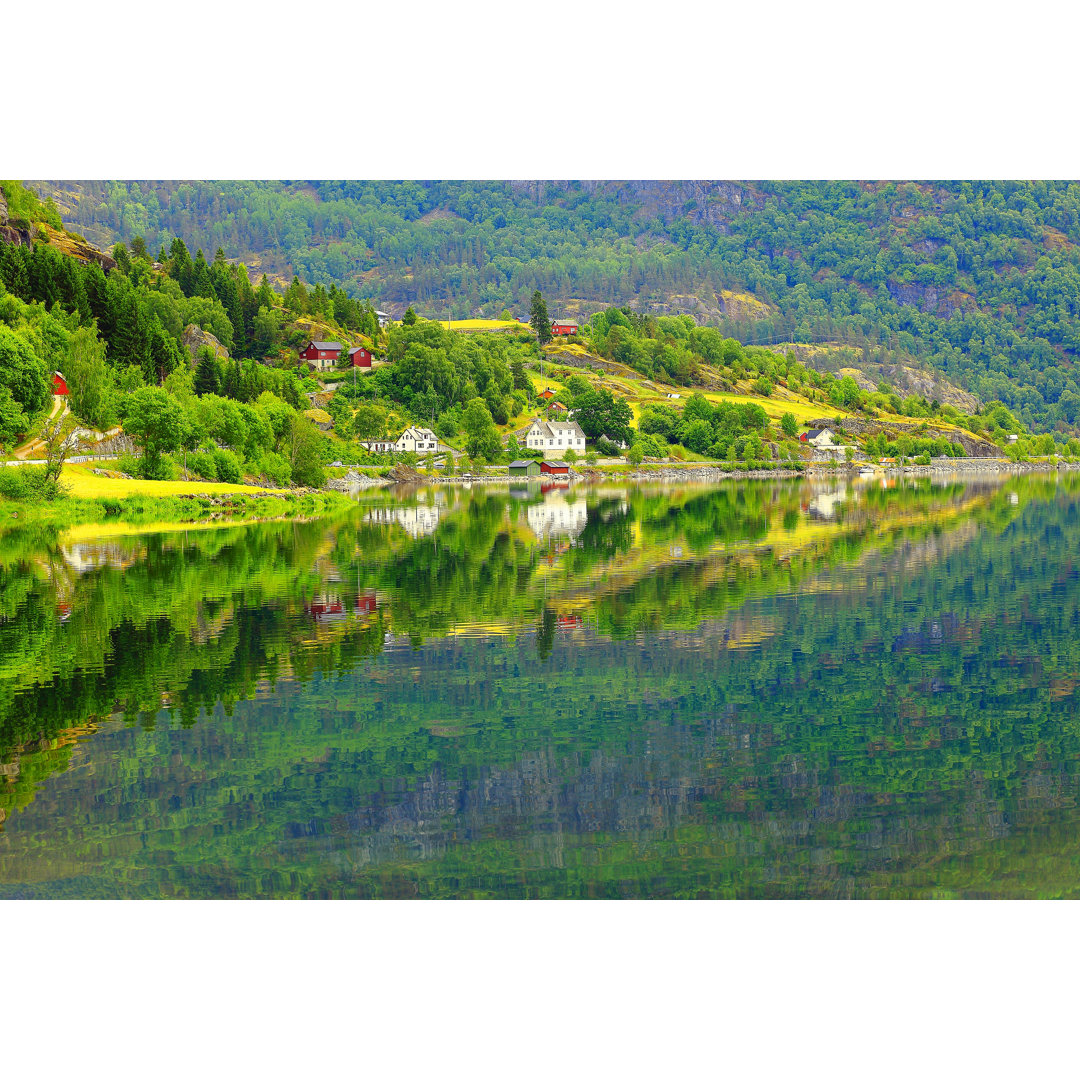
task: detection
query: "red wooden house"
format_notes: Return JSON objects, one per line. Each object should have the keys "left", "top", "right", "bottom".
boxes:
{"left": 349, "top": 346, "right": 373, "bottom": 368}
{"left": 52, "top": 371, "right": 69, "bottom": 395}
{"left": 551, "top": 320, "right": 578, "bottom": 336}
{"left": 539, "top": 388, "right": 556, "bottom": 401}
{"left": 299, "top": 340, "right": 343, "bottom": 370}
{"left": 540, "top": 460, "right": 571, "bottom": 476}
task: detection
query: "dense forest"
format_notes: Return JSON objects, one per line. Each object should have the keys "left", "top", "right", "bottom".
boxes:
{"left": 34, "top": 179, "right": 1080, "bottom": 432}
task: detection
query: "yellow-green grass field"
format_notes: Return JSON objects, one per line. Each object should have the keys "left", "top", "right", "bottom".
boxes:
{"left": 439, "top": 319, "right": 530, "bottom": 332}
{"left": 60, "top": 464, "right": 276, "bottom": 499}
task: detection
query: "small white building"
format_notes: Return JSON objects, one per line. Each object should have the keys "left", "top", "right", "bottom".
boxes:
{"left": 523, "top": 419, "right": 586, "bottom": 458}
{"left": 804, "top": 427, "right": 836, "bottom": 448}
{"left": 376, "top": 310, "right": 392, "bottom": 328}
{"left": 394, "top": 426, "right": 442, "bottom": 454}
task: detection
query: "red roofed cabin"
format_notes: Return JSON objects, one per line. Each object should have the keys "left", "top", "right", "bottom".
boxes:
{"left": 299, "top": 340, "right": 343, "bottom": 372}
{"left": 349, "top": 346, "right": 373, "bottom": 368}
{"left": 539, "top": 388, "right": 557, "bottom": 401}
{"left": 551, "top": 320, "right": 578, "bottom": 337}
{"left": 52, "top": 371, "right": 69, "bottom": 396}
{"left": 540, "top": 460, "right": 571, "bottom": 476}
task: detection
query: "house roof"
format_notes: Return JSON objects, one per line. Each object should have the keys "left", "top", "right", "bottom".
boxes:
{"left": 806, "top": 427, "right": 833, "bottom": 438}
{"left": 527, "top": 420, "right": 585, "bottom": 439}
{"left": 348, "top": 345, "right": 370, "bottom": 354}
{"left": 508, "top": 460, "right": 536, "bottom": 468}
{"left": 551, "top": 319, "right": 578, "bottom": 326}
{"left": 309, "top": 340, "right": 342, "bottom": 351}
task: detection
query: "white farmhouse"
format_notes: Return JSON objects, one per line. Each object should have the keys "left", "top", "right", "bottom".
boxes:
{"left": 394, "top": 426, "right": 442, "bottom": 453}
{"left": 523, "top": 419, "right": 586, "bottom": 459}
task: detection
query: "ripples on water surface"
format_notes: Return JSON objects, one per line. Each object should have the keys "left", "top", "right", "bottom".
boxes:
{"left": 2, "top": 475, "right": 1079, "bottom": 898}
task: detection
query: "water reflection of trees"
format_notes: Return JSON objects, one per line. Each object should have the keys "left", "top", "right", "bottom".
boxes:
{"left": 0, "top": 479, "right": 1054, "bottom": 853}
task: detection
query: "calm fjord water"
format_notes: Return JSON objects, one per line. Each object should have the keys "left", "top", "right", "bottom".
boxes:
{"left": 2, "top": 477, "right": 1079, "bottom": 898}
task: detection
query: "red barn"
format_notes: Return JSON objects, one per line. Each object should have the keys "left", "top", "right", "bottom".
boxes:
{"left": 540, "top": 460, "right": 571, "bottom": 475}
{"left": 299, "top": 340, "right": 343, "bottom": 370}
{"left": 349, "top": 346, "right": 373, "bottom": 368}
{"left": 551, "top": 320, "right": 578, "bottom": 336}
{"left": 52, "top": 371, "right": 69, "bottom": 396}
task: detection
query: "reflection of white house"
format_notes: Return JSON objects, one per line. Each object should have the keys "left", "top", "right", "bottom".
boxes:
{"left": 526, "top": 497, "right": 588, "bottom": 540}
{"left": 523, "top": 419, "right": 586, "bottom": 459}
{"left": 365, "top": 505, "right": 441, "bottom": 538}
{"left": 61, "top": 543, "right": 138, "bottom": 574}
{"left": 806, "top": 488, "right": 849, "bottom": 520}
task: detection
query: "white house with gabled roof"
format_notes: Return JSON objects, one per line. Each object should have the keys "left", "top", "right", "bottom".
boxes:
{"left": 523, "top": 419, "right": 586, "bottom": 458}
{"left": 394, "top": 426, "right": 442, "bottom": 453}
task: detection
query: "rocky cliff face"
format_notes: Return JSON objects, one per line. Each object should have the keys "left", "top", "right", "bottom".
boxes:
{"left": 181, "top": 324, "right": 229, "bottom": 362}
{"left": 0, "top": 187, "right": 35, "bottom": 248}
{"left": 0, "top": 190, "right": 117, "bottom": 270}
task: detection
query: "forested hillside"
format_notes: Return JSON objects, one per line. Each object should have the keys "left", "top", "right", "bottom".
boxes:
{"left": 35, "top": 180, "right": 1080, "bottom": 433}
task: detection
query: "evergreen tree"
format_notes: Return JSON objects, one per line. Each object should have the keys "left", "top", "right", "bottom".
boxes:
{"left": 192, "top": 249, "right": 215, "bottom": 298}
{"left": 147, "top": 316, "right": 181, "bottom": 384}
{"left": 254, "top": 274, "right": 274, "bottom": 313}
{"left": 284, "top": 276, "right": 308, "bottom": 315}
{"left": 194, "top": 347, "right": 222, "bottom": 396}
{"left": 402, "top": 306, "right": 417, "bottom": 326}
{"left": 112, "top": 242, "right": 132, "bottom": 277}
{"left": 170, "top": 237, "right": 195, "bottom": 296}
{"left": 530, "top": 290, "right": 551, "bottom": 344}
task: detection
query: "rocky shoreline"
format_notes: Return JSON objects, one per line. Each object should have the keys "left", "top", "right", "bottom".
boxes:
{"left": 324, "top": 456, "right": 1080, "bottom": 492}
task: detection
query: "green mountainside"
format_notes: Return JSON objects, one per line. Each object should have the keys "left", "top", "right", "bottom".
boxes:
{"left": 0, "top": 177, "right": 1062, "bottom": 482}
{"left": 32, "top": 179, "right": 1080, "bottom": 432}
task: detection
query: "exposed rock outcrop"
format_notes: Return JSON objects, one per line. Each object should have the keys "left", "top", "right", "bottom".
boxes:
{"left": 181, "top": 324, "right": 230, "bottom": 362}
{"left": 386, "top": 463, "right": 424, "bottom": 484}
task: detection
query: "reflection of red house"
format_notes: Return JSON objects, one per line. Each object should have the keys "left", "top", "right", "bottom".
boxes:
{"left": 349, "top": 346, "right": 373, "bottom": 368}
{"left": 540, "top": 481, "right": 570, "bottom": 494}
{"left": 540, "top": 461, "right": 570, "bottom": 475}
{"left": 557, "top": 614, "right": 583, "bottom": 629}
{"left": 307, "top": 599, "right": 345, "bottom": 621}
{"left": 357, "top": 592, "right": 378, "bottom": 614}
{"left": 52, "top": 371, "right": 69, "bottom": 395}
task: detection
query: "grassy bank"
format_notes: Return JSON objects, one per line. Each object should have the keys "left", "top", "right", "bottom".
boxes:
{"left": 0, "top": 463, "right": 354, "bottom": 530}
